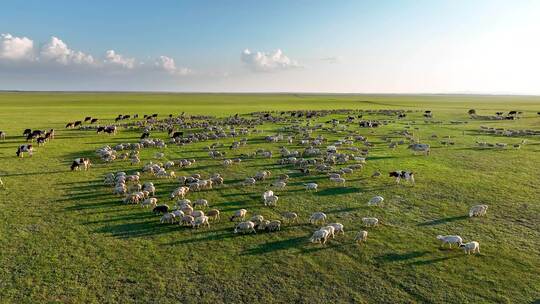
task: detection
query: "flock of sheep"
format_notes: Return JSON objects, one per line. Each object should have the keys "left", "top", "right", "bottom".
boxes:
{"left": 4, "top": 108, "right": 535, "bottom": 256}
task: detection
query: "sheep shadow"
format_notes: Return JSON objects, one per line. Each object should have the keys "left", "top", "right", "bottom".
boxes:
{"left": 406, "top": 254, "right": 462, "bottom": 266}
{"left": 165, "top": 229, "right": 236, "bottom": 245}
{"left": 314, "top": 187, "right": 362, "bottom": 196}
{"left": 94, "top": 220, "right": 179, "bottom": 239}
{"left": 241, "top": 236, "right": 307, "bottom": 255}
{"left": 417, "top": 215, "right": 468, "bottom": 226}
{"left": 374, "top": 251, "right": 429, "bottom": 264}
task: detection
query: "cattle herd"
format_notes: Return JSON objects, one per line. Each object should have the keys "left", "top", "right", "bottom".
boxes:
{"left": 2, "top": 108, "right": 538, "bottom": 254}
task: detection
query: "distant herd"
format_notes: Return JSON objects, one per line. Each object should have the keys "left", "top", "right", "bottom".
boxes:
{"left": 1, "top": 107, "right": 539, "bottom": 255}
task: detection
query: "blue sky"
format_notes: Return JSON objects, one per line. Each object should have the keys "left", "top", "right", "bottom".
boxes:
{"left": 1, "top": 0, "right": 540, "bottom": 93}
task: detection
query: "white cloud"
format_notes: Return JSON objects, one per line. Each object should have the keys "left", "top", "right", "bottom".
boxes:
{"left": 40, "top": 36, "right": 94, "bottom": 65}
{"left": 320, "top": 56, "right": 342, "bottom": 64}
{"left": 104, "top": 50, "right": 135, "bottom": 69}
{"left": 155, "top": 55, "right": 191, "bottom": 75}
{"left": 241, "top": 49, "right": 300, "bottom": 72}
{"left": 0, "top": 33, "right": 34, "bottom": 61}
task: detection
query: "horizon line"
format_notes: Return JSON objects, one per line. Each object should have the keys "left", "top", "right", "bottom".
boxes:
{"left": 1, "top": 90, "right": 539, "bottom": 97}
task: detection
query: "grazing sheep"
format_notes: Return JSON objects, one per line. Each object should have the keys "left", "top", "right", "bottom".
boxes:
{"left": 460, "top": 241, "right": 480, "bottom": 254}
{"left": 371, "top": 171, "right": 381, "bottom": 178}
{"left": 0, "top": 131, "right": 5, "bottom": 140}
{"left": 0, "top": 177, "right": 3, "bottom": 188}
{"left": 355, "top": 230, "right": 368, "bottom": 244}
{"left": 408, "top": 143, "right": 430, "bottom": 155}
{"left": 160, "top": 212, "right": 175, "bottom": 224}
{"left": 207, "top": 209, "right": 220, "bottom": 221}
{"left": 230, "top": 209, "right": 248, "bottom": 221}
{"left": 328, "top": 223, "right": 345, "bottom": 235}
{"left": 262, "top": 190, "right": 274, "bottom": 201}
{"left": 330, "top": 177, "right": 346, "bottom": 187}
{"left": 192, "top": 210, "right": 205, "bottom": 218}
{"left": 181, "top": 215, "right": 195, "bottom": 226}
{"left": 368, "top": 195, "right": 384, "bottom": 206}
{"left": 264, "top": 195, "right": 279, "bottom": 207}
{"left": 436, "top": 235, "right": 463, "bottom": 248}
{"left": 469, "top": 204, "right": 488, "bottom": 217}
{"left": 192, "top": 215, "right": 210, "bottom": 228}
{"left": 282, "top": 212, "right": 298, "bottom": 223}
{"left": 304, "top": 183, "right": 318, "bottom": 191}
{"left": 309, "top": 212, "right": 327, "bottom": 225}
{"left": 273, "top": 180, "right": 287, "bottom": 189}
{"left": 250, "top": 215, "right": 265, "bottom": 227}
{"left": 266, "top": 220, "right": 281, "bottom": 232}
{"left": 153, "top": 204, "right": 170, "bottom": 214}
{"left": 234, "top": 221, "right": 256, "bottom": 234}
{"left": 362, "top": 217, "right": 379, "bottom": 227}
{"left": 243, "top": 177, "right": 256, "bottom": 186}
{"left": 193, "top": 199, "right": 209, "bottom": 208}
{"left": 309, "top": 229, "right": 330, "bottom": 244}
{"left": 171, "top": 209, "right": 185, "bottom": 221}
{"left": 320, "top": 226, "right": 336, "bottom": 239}
{"left": 141, "top": 197, "right": 158, "bottom": 208}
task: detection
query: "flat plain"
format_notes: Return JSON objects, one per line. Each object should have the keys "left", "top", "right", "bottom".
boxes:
{"left": 0, "top": 92, "right": 539, "bottom": 303}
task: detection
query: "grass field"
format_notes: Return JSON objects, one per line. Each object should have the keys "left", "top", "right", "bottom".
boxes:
{"left": 0, "top": 92, "right": 539, "bottom": 304}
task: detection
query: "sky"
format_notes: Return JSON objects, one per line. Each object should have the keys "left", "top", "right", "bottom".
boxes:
{"left": 1, "top": 0, "right": 540, "bottom": 94}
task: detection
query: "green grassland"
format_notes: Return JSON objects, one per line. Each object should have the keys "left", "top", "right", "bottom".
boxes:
{"left": 0, "top": 92, "right": 539, "bottom": 303}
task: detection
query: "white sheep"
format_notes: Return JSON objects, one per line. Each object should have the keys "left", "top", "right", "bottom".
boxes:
{"left": 469, "top": 204, "right": 488, "bottom": 217}
{"left": 234, "top": 221, "right": 256, "bottom": 234}
{"left": 328, "top": 223, "right": 345, "bottom": 235}
{"left": 262, "top": 190, "right": 274, "bottom": 201}
{"left": 368, "top": 195, "right": 384, "bottom": 206}
{"left": 460, "top": 241, "right": 480, "bottom": 254}
{"left": 309, "top": 212, "right": 327, "bottom": 225}
{"left": 320, "top": 226, "right": 336, "bottom": 239}
{"left": 181, "top": 215, "right": 195, "bottom": 226}
{"left": 282, "top": 212, "right": 298, "bottom": 223}
{"left": 309, "top": 229, "right": 330, "bottom": 244}
{"left": 355, "top": 230, "right": 368, "bottom": 244}
{"left": 193, "top": 199, "right": 209, "bottom": 208}
{"left": 243, "top": 177, "right": 256, "bottom": 186}
{"left": 264, "top": 195, "right": 279, "bottom": 207}
{"left": 362, "top": 217, "right": 379, "bottom": 227}
{"left": 273, "top": 180, "right": 287, "bottom": 189}
{"left": 141, "top": 197, "right": 158, "bottom": 208}
{"left": 192, "top": 210, "right": 205, "bottom": 218}
{"left": 304, "top": 183, "right": 318, "bottom": 191}
{"left": 230, "top": 209, "right": 247, "bottom": 221}
{"left": 436, "top": 235, "right": 463, "bottom": 248}
{"left": 330, "top": 177, "right": 346, "bottom": 186}
{"left": 160, "top": 212, "right": 175, "bottom": 224}
{"left": 192, "top": 215, "right": 210, "bottom": 228}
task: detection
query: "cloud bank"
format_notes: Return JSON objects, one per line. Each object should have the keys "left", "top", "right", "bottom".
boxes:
{"left": 0, "top": 33, "right": 191, "bottom": 76}
{"left": 241, "top": 49, "right": 301, "bottom": 72}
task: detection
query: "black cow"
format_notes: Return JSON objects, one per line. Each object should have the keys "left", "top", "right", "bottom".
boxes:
{"left": 23, "top": 129, "right": 32, "bottom": 136}
{"left": 16, "top": 144, "right": 33, "bottom": 157}
{"left": 133, "top": 114, "right": 139, "bottom": 118}
{"left": 71, "top": 158, "right": 91, "bottom": 171}
{"left": 122, "top": 115, "right": 130, "bottom": 120}
{"left": 66, "top": 122, "right": 74, "bottom": 128}
{"left": 90, "top": 118, "right": 99, "bottom": 124}
{"left": 74, "top": 121, "right": 82, "bottom": 127}
{"left": 140, "top": 132, "right": 150, "bottom": 139}
{"left": 37, "top": 137, "right": 46, "bottom": 146}
{"left": 84, "top": 116, "right": 92, "bottom": 122}
{"left": 389, "top": 171, "right": 415, "bottom": 184}
{"left": 97, "top": 126, "right": 105, "bottom": 133}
